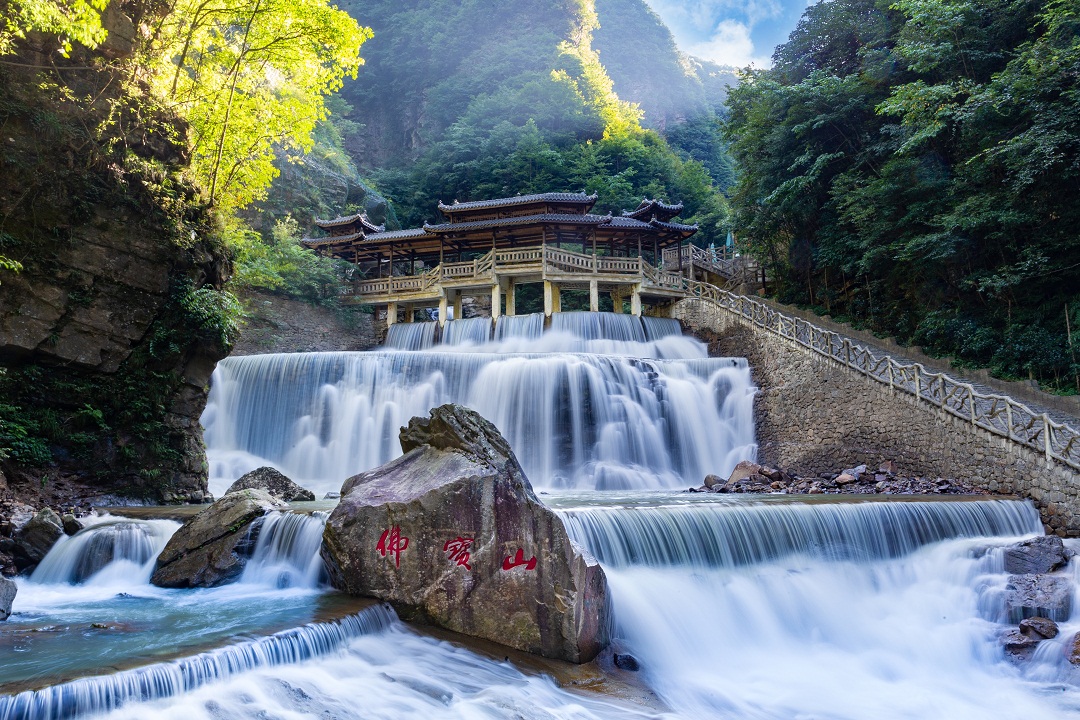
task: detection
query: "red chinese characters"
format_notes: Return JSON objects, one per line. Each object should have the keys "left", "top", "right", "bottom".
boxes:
{"left": 443, "top": 536, "right": 474, "bottom": 570}
{"left": 501, "top": 548, "right": 537, "bottom": 571}
{"left": 376, "top": 526, "right": 409, "bottom": 568}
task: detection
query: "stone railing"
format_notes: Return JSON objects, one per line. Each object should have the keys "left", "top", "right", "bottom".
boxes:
{"left": 686, "top": 280, "right": 1080, "bottom": 472}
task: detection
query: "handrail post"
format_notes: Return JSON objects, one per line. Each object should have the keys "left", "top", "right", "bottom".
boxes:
{"left": 1044, "top": 414, "right": 1052, "bottom": 461}
{"left": 914, "top": 365, "right": 921, "bottom": 400}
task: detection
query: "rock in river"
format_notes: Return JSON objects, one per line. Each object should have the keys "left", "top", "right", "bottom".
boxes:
{"left": 10, "top": 509, "right": 64, "bottom": 572}
{"left": 322, "top": 403, "right": 610, "bottom": 663}
{"left": 1004, "top": 574, "right": 1073, "bottom": 622}
{"left": 1003, "top": 536, "right": 1069, "bottom": 575}
{"left": 150, "top": 489, "right": 285, "bottom": 588}
{"left": 0, "top": 575, "right": 16, "bottom": 621}
{"left": 225, "top": 466, "right": 316, "bottom": 502}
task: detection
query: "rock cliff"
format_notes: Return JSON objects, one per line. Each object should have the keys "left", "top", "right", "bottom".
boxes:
{"left": 0, "top": 51, "right": 231, "bottom": 504}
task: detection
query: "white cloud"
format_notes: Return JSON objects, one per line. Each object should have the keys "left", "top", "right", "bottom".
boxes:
{"left": 689, "top": 19, "right": 773, "bottom": 67}
{"left": 644, "top": 0, "right": 779, "bottom": 68}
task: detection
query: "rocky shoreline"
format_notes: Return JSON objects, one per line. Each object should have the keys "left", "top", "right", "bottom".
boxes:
{"left": 692, "top": 460, "right": 995, "bottom": 497}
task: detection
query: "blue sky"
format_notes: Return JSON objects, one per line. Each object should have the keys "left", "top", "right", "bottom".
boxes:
{"left": 642, "top": 0, "right": 811, "bottom": 67}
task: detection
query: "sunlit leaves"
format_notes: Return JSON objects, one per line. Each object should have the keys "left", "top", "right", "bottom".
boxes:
{"left": 146, "top": 0, "right": 371, "bottom": 210}
{"left": 0, "top": 0, "right": 108, "bottom": 57}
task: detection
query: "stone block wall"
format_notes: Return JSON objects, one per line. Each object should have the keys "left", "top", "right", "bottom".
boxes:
{"left": 674, "top": 298, "right": 1080, "bottom": 536}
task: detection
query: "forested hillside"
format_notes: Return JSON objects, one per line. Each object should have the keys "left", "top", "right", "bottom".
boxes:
{"left": 725, "top": 0, "right": 1080, "bottom": 391}
{"left": 318, "top": 0, "right": 733, "bottom": 242}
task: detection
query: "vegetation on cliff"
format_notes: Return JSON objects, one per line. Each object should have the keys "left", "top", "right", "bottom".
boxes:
{"left": 724, "top": 0, "right": 1080, "bottom": 391}
{"left": 0, "top": 0, "right": 370, "bottom": 500}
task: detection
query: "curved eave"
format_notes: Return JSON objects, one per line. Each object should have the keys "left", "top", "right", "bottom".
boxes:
{"left": 424, "top": 213, "right": 612, "bottom": 234}
{"left": 437, "top": 192, "right": 599, "bottom": 218}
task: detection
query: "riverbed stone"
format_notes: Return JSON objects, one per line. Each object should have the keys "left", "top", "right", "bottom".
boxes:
{"left": 1068, "top": 633, "right": 1080, "bottom": 665}
{"left": 1004, "top": 574, "right": 1073, "bottom": 621}
{"left": 1020, "top": 616, "right": 1059, "bottom": 639}
{"left": 150, "top": 489, "right": 285, "bottom": 588}
{"left": 0, "top": 575, "right": 15, "bottom": 620}
{"left": 1003, "top": 536, "right": 1069, "bottom": 575}
{"left": 225, "top": 467, "right": 316, "bottom": 502}
{"left": 322, "top": 403, "right": 610, "bottom": 663}
{"left": 11, "top": 508, "right": 64, "bottom": 571}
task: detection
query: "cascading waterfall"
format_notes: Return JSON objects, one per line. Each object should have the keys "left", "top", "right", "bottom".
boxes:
{"left": 555, "top": 495, "right": 1080, "bottom": 719}
{"left": 440, "top": 316, "right": 493, "bottom": 345}
{"left": 557, "top": 497, "right": 1041, "bottom": 568}
{"left": 383, "top": 321, "right": 438, "bottom": 350}
{"left": 240, "top": 511, "right": 328, "bottom": 588}
{"left": 202, "top": 344, "right": 755, "bottom": 497}
{"left": 29, "top": 517, "right": 179, "bottom": 585}
{"left": 0, "top": 605, "right": 398, "bottom": 720}
{"left": 493, "top": 312, "right": 543, "bottom": 341}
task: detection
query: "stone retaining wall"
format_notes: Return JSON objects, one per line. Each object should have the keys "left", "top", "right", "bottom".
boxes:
{"left": 674, "top": 298, "right": 1080, "bottom": 536}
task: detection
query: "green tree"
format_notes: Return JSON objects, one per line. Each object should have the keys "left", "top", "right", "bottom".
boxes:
{"left": 146, "top": 0, "right": 372, "bottom": 210}
{"left": 0, "top": 0, "right": 107, "bottom": 56}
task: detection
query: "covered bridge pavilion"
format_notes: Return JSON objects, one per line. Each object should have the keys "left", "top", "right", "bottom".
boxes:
{"left": 302, "top": 192, "right": 704, "bottom": 325}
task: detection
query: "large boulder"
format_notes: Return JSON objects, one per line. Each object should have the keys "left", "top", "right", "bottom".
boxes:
{"left": 322, "top": 404, "right": 610, "bottom": 663}
{"left": 1004, "top": 574, "right": 1073, "bottom": 621}
{"left": 12, "top": 509, "right": 64, "bottom": 571}
{"left": 225, "top": 467, "right": 315, "bottom": 502}
{"left": 150, "top": 489, "right": 285, "bottom": 588}
{"left": 1003, "top": 536, "right": 1069, "bottom": 575}
{"left": 0, "top": 576, "right": 15, "bottom": 620}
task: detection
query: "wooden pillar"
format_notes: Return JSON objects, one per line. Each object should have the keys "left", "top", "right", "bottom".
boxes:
{"left": 404, "top": 304, "right": 414, "bottom": 323}
{"left": 387, "top": 302, "right": 398, "bottom": 327}
{"left": 544, "top": 281, "right": 561, "bottom": 317}
{"left": 452, "top": 290, "right": 462, "bottom": 320}
{"left": 610, "top": 290, "right": 623, "bottom": 314}
{"left": 505, "top": 279, "right": 516, "bottom": 317}
{"left": 589, "top": 279, "right": 599, "bottom": 312}
{"left": 491, "top": 282, "right": 502, "bottom": 321}
{"left": 439, "top": 293, "right": 449, "bottom": 327}
{"left": 630, "top": 284, "right": 642, "bottom": 317}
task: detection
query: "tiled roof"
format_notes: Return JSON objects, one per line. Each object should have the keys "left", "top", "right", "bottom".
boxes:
{"left": 437, "top": 192, "right": 597, "bottom": 214}
{"left": 364, "top": 228, "right": 436, "bottom": 242}
{"left": 424, "top": 213, "right": 614, "bottom": 233}
{"left": 622, "top": 199, "right": 684, "bottom": 221}
{"left": 604, "top": 216, "right": 654, "bottom": 229}
{"left": 649, "top": 219, "right": 698, "bottom": 232}
{"left": 301, "top": 231, "right": 364, "bottom": 246}
{"left": 313, "top": 213, "right": 385, "bottom": 233}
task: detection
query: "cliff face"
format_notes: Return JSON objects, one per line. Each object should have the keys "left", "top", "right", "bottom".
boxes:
{"left": 0, "top": 54, "right": 231, "bottom": 504}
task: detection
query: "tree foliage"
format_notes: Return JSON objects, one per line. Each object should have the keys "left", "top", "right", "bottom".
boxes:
{"left": 725, "top": 0, "right": 1080, "bottom": 391}
{"left": 144, "top": 0, "right": 371, "bottom": 210}
{"left": 0, "top": 0, "right": 107, "bottom": 56}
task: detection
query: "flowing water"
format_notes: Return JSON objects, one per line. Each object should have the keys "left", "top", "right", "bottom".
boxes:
{"left": 5, "top": 312, "right": 1080, "bottom": 718}
{"left": 203, "top": 311, "right": 755, "bottom": 497}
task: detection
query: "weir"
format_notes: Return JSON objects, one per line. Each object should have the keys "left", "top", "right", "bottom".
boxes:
{"left": 203, "top": 312, "right": 756, "bottom": 497}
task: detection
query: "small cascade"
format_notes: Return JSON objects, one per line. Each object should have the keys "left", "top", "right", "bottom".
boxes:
{"left": 641, "top": 316, "right": 682, "bottom": 342}
{"left": 0, "top": 605, "right": 398, "bottom": 720}
{"left": 240, "top": 511, "right": 327, "bottom": 588}
{"left": 439, "top": 317, "right": 492, "bottom": 346}
{"left": 30, "top": 518, "right": 179, "bottom": 585}
{"left": 550, "top": 311, "right": 647, "bottom": 342}
{"left": 203, "top": 351, "right": 755, "bottom": 496}
{"left": 559, "top": 498, "right": 1043, "bottom": 568}
{"left": 494, "top": 312, "right": 544, "bottom": 341}
{"left": 384, "top": 321, "right": 438, "bottom": 350}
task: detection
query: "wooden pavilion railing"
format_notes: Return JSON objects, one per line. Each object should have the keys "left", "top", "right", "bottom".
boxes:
{"left": 662, "top": 244, "right": 760, "bottom": 283}
{"left": 685, "top": 280, "right": 1080, "bottom": 472}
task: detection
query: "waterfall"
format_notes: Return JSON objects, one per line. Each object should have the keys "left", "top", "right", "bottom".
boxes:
{"left": 203, "top": 348, "right": 755, "bottom": 497}
{"left": 558, "top": 498, "right": 1042, "bottom": 568}
{"left": 0, "top": 605, "right": 397, "bottom": 720}
{"left": 553, "top": 495, "right": 1080, "bottom": 718}
{"left": 494, "top": 312, "right": 543, "bottom": 341}
{"left": 440, "top": 317, "right": 493, "bottom": 346}
{"left": 550, "top": 311, "right": 648, "bottom": 342}
{"left": 240, "top": 511, "right": 328, "bottom": 588}
{"left": 383, "top": 321, "right": 437, "bottom": 350}
{"left": 29, "top": 518, "right": 179, "bottom": 585}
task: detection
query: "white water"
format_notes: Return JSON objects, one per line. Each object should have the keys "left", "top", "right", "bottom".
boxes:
{"left": 556, "top": 496, "right": 1080, "bottom": 719}
{"left": 10, "top": 310, "right": 1080, "bottom": 719}
{"left": 203, "top": 313, "right": 756, "bottom": 497}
